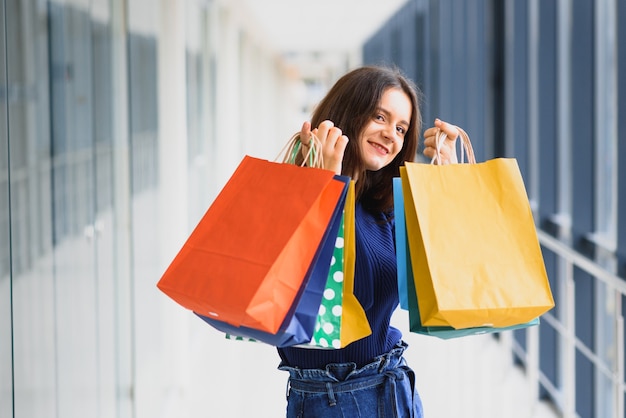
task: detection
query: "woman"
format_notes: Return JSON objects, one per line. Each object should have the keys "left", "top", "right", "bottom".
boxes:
{"left": 278, "top": 65, "right": 460, "bottom": 417}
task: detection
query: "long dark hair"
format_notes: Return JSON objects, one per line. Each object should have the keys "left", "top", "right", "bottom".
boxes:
{"left": 310, "top": 65, "right": 422, "bottom": 214}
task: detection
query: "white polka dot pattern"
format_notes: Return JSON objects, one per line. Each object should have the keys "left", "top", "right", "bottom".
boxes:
{"left": 307, "top": 215, "right": 345, "bottom": 349}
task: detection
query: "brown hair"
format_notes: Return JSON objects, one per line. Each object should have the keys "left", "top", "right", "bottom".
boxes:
{"left": 310, "top": 65, "right": 421, "bottom": 214}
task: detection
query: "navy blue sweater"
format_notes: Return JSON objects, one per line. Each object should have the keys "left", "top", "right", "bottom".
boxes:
{"left": 278, "top": 202, "right": 402, "bottom": 369}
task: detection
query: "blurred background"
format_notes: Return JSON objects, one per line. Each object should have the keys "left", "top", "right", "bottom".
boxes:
{"left": 1, "top": 0, "right": 625, "bottom": 417}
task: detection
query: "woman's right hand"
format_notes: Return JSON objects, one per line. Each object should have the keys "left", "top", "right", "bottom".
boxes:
{"left": 300, "top": 120, "right": 349, "bottom": 175}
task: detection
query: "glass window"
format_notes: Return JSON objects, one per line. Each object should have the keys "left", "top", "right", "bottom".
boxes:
{"left": 186, "top": 1, "right": 208, "bottom": 222}
{"left": 593, "top": 2, "right": 619, "bottom": 418}
{"left": 47, "top": 3, "right": 101, "bottom": 416}
{"left": 127, "top": 2, "right": 162, "bottom": 416}
{"left": 7, "top": 0, "right": 57, "bottom": 415}
{"left": 593, "top": 0, "right": 618, "bottom": 247}
{"left": 0, "top": 0, "right": 13, "bottom": 415}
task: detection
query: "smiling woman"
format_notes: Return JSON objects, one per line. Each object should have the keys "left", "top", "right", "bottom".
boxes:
{"left": 277, "top": 65, "right": 462, "bottom": 418}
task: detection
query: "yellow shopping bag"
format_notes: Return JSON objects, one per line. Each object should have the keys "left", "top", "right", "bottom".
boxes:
{"left": 400, "top": 129, "right": 554, "bottom": 329}
{"left": 305, "top": 180, "right": 371, "bottom": 348}
{"left": 338, "top": 181, "right": 371, "bottom": 346}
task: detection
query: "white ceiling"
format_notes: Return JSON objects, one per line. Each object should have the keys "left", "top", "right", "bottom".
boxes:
{"left": 239, "top": 0, "right": 408, "bottom": 54}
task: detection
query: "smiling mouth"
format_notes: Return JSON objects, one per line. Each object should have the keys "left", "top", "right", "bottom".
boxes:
{"left": 368, "top": 141, "right": 389, "bottom": 154}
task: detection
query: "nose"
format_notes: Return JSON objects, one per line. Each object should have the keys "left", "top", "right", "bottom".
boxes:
{"left": 383, "top": 124, "right": 399, "bottom": 142}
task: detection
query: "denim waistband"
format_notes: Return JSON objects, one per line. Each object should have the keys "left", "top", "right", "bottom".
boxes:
{"left": 278, "top": 341, "right": 413, "bottom": 411}
{"left": 278, "top": 340, "right": 409, "bottom": 384}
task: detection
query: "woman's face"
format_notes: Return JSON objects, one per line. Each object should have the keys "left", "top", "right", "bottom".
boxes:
{"left": 358, "top": 87, "right": 412, "bottom": 172}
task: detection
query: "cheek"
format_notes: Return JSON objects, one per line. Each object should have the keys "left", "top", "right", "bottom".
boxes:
{"left": 391, "top": 143, "right": 404, "bottom": 159}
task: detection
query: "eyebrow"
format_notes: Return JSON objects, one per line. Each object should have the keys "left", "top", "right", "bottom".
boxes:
{"left": 377, "top": 106, "right": 410, "bottom": 128}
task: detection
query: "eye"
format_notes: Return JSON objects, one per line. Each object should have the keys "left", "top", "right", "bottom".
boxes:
{"left": 375, "top": 113, "right": 385, "bottom": 122}
{"left": 396, "top": 125, "right": 407, "bottom": 136}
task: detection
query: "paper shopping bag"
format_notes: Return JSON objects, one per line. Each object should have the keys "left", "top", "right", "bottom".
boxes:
{"left": 394, "top": 178, "right": 540, "bottom": 339}
{"left": 195, "top": 175, "right": 349, "bottom": 347}
{"left": 405, "top": 262, "right": 540, "bottom": 338}
{"left": 400, "top": 129, "right": 554, "bottom": 329}
{"left": 307, "top": 181, "right": 371, "bottom": 349}
{"left": 157, "top": 156, "right": 347, "bottom": 333}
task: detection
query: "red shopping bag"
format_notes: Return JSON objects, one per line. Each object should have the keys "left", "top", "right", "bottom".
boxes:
{"left": 157, "top": 156, "right": 346, "bottom": 333}
{"left": 194, "top": 175, "right": 349, "bottom": 347}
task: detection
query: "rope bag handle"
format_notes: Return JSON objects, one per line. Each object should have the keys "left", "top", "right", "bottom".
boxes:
{"left": 431, "top": 127, "right": 476, "bottom": 165}
{"left": 277, "top": 132, "right": 325, "bottom": 168}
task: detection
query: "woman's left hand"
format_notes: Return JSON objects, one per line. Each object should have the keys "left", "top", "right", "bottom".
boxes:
{"left": 422, "top": 118, "right": 460, "bottom": 165}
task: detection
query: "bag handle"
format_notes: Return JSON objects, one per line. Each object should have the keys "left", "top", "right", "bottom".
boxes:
{"left": 277, "top": 132, "right": 325, "bottom": 168}
{"left": 431, "top": 127, "right": 476, "bottom": 165}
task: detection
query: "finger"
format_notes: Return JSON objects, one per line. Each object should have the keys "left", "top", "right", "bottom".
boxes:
{"left": 300, "top": 121, "right": 312, "bottom": 145}
{"left": 335, "top": 135, "right": 349, "bottom": 153}
{"left": 324, "top": 134, "right": 348, "bottom": 174}
{"left": 423, "top": 135, "right": 445, "bottom": 150}
{"left": 423, "top": 136, "right": 436, "bottom": 149}
{"left": 423, "top": 147, "right": 451, "bottom": 165}
{"left": 423, "top": 146, "right": 445, "bottom": 163}
{"left": 422, "top": 146, "right": 435, "bottom": 160}
{"left": 434, "top": 118, "right": 459, "bottom": 141}
{"left": 316, "top": 120, "right": 335, "bottom": 142}
{"left": 322, "top": 127, "right": 343, "bottom": 153}
{"left": 423, "top": 126, "right": 439, "bottom": 138}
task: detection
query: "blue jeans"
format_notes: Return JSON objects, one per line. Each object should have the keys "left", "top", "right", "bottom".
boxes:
{"left": 278, "top": 341, "right": 423, "bottom": 417}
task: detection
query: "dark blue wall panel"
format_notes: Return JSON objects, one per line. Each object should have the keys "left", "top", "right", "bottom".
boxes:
{"left": 508, "top": 0, "right": 530, "bottom": 181}
{"left": 574, "top": 268, "right": 595, "bottom": 418}
{"left": 465, "top": 0, "right": 490, "bottom": 161}
{"left": 618, "top": 0, "right": 626, "bottom": 276}
{"left": 570, "top": 0, "right": 595, "bottom": 253}
{"left": 537, "top": 0, "right": 558, "bottom": 228}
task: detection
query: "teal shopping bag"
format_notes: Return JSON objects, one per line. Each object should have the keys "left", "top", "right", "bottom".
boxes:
{"left": 393, "top": 178, "right": 410, "bottom": 311}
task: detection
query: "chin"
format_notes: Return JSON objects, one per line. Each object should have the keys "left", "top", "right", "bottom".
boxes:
{"left": 364, "top": 162, "right": 389, "bottom": 172}
{"left": 363, "top": 153, "right": 394, "bottom": 171}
